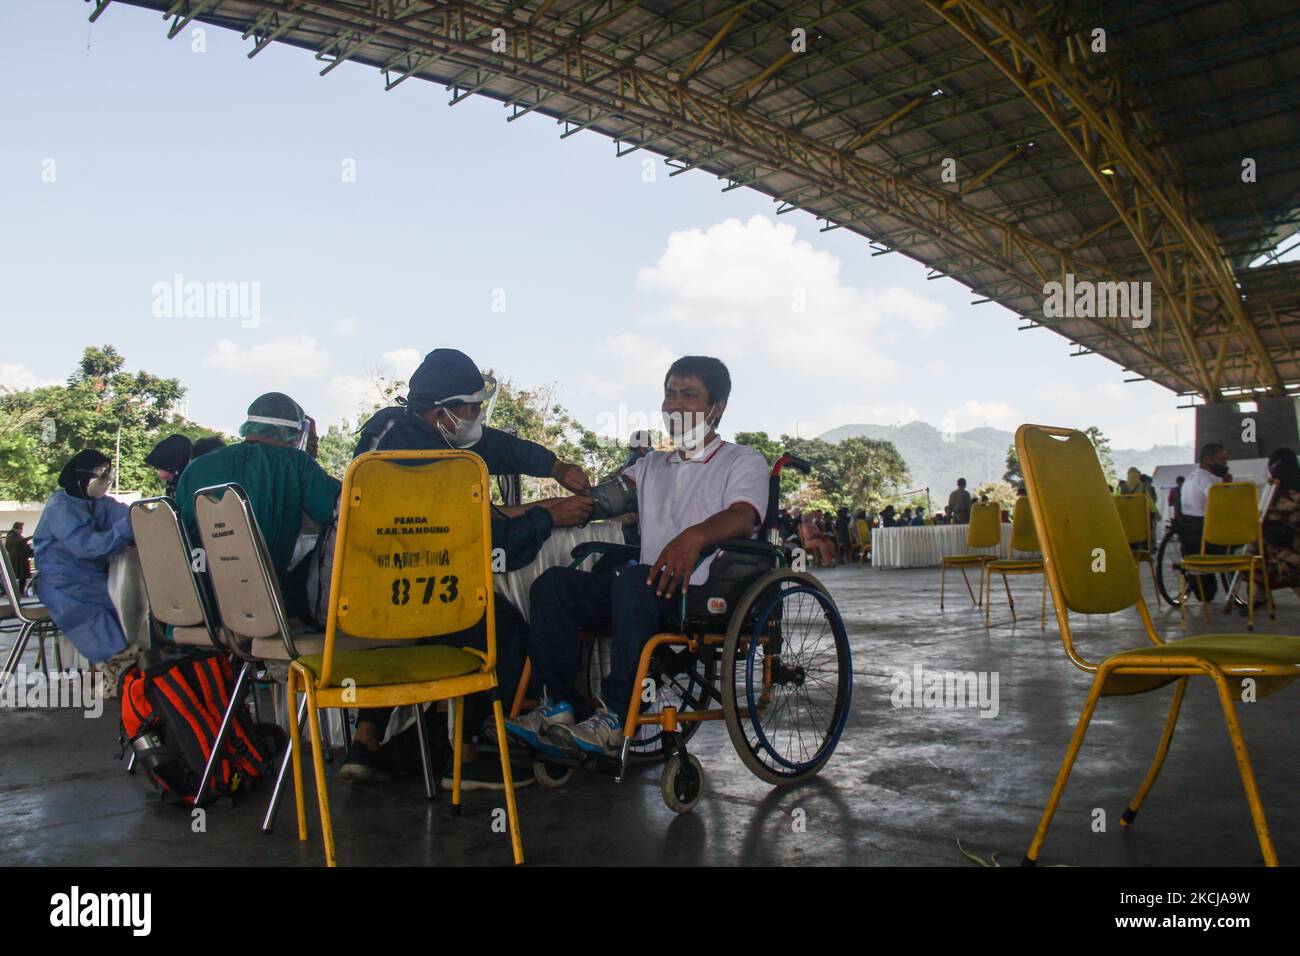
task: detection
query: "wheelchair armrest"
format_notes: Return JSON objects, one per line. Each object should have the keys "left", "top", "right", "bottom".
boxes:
{"left": 700, "top": 539, "right": 787, "bottom": 564}
{"left": 569, "top": 541, "right": 640, "bottom": 569}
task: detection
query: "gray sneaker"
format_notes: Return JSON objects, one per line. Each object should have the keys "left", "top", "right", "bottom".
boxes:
{"left": 567, "top": 707, "right": 624, "bottom": 755}
{"left": 504, "top": 700, "right": 577, "bottom": 750}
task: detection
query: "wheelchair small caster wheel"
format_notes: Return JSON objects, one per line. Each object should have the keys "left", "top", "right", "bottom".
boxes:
{"left": 660, "top": 753, "right": 703, "bottom": 813}
{"left": 533, "top": 760, "right": 573, "bottom": 789}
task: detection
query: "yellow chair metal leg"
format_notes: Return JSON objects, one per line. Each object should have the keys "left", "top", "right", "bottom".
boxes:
{"left": 961, "top": 565, "right": 977, "bottom": 606}
{"left": 1261, "top": 558, "right": 1275, "bottom": 620}
{"left": 1024, "top": 674, "right": 1106, "bottom": 865}
{"left": 1122, "top": 679, "right": 1187, "bottom": 827}
{"left": 1002, "top": 573, "right": 1016, "bottom": 623}
{"left": 1040, "top": 573, "right": 1047, "bottom": 629}
{"left": 1180, "top": 573, "right": 1188, "bottom": 628}
{"left": 289, "top": 668, "right": 307, "bottom": 843}
{"left": 977, "top": 567, "right": 987, "bottom": 629}
{"left": 1248, "top": 564, "right": 1256, "bottom": 632}
{"left": 1208, "top": 669, "right": 1277, "bottom": 866}
{"left": 939, "top": 562, "right": 946, "bottom": 610}
{"left": 451, "top": 696, "right": 465, "bottom": 814}
{"left": 305, "top": 683, "right": 336, "bottom": 868}
{"left": 491, "top": 697, "right": 525, "bottom": 865}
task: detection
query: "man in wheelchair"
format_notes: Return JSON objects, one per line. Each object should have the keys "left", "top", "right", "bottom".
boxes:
{"left": 508, "top": 356, "right": 769, "bottom": 755}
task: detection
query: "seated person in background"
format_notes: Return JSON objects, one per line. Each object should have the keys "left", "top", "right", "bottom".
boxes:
{"left": 191, "top": 435, "right": 225, "bottom": 458}
{"left": 880, "top": 505, "right": 898, "bottom": 528}
{"left": 508, "top": 356, "right": 769, "bottom": 754}
{"left": 177, "top": 392, "right": 340, "bottom": 620}
{"left": 33, "top": 450, "right": 138, "bottom": 690}
{"left": 144, "top": 434, "right": 193, "bottom": 498}
{"left": 1257, "top": 447, "right": 1300, "bottom": 593}
{"left": 800, "top": 511, "right": 837, "bottom": 566}
{"left": 341, "top": 347, "right": 594, "bottom": 789}
{"left": 910, "top": 506, "right": 926, "bottom": 527}
{"left": 901, "top": 507, "right": 913, "bottom": 525}
{"left": 835, "top": 507, "right": 852, "bottom": 562}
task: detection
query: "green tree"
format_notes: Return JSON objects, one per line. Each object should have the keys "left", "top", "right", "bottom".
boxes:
{"left": 1003, "top": 445, "right": 1022, "bottom": 487}
{"left": 1083, "top": 425, "right": 1117, "bottom": 487}
{"left": 0, "top": 346, "right": 218, "bottom": 499}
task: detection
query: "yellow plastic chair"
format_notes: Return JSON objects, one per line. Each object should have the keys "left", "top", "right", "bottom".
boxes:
{"left": 856, "top": 519, "right": 871, "bottom": 563}
{"left": 1179, "top": 482, "right": 1274, "bottom": 631}
{"left": 1017, "top": 424, "right": 1300, "bottom": 866}
{"left": 288, "top": 450, "right": 524, "bottom": 867}
{"left": 984, "top": 496, "right": 1046, "bottom": 627}
{"left": 939, "top": 503, "right": 1001, "bottom": 609}
{"left": 1114, "top": 493, "right": 1158, "bottom": 597}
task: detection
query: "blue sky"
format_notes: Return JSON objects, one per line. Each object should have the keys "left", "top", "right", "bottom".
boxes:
{"left": 0, "top": 1, "right": 1221, "bottom": 451}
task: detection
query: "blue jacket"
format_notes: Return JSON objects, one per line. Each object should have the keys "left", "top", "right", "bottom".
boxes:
{"left": 355, "top": 407, "right": 558, "bottom": 477}
{"left": 33, "top": 490, "right": 135, "bottom": 663}
{"left": 370, "top": 410, "right": 555, "bottom": 571}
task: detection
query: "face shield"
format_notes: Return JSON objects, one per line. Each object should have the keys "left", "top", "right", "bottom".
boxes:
{"left": 244, "top": 413, "right": 309, "bottom": 448}
{"left": 433, "top": 375, "right": 498, "bottom": 448}
{"left": 84, "top": 465, "right": 116, "bottom": 499}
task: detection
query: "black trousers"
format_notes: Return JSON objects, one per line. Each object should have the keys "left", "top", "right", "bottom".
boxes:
{"left": 1179, "top": 516, "right": 1225, "bottom": 601}
{"left": 355, "top": 594, "right": 528, "bottom": 743}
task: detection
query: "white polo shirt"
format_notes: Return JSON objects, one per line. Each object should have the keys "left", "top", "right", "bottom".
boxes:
{"left": 1181, "top": 466, "right": 1221, "bottom": 518}
{"left": 624, "top": 435, "right": 770, "bottom": 585}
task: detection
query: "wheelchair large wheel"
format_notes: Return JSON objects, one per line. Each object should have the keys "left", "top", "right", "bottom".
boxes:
{"left": 1155, "top": 525, "right": 1184, "bottom": 607}
{"left": 722, "top": 569, "right": 852, "bottom": 786}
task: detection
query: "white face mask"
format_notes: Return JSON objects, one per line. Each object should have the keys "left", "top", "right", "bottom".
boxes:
{"left": 436, "top": 408, "right": 484, "bottom": 449}
{"left": 85, "top": 470, "right": 114, "bottom": 498}
{"left": 664, "top": 405, "right": 717, "bottom": 453}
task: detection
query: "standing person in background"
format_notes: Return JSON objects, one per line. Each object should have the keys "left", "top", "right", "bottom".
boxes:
{"left": 1118, "top": 467, "right": 1144, "bottom": 496}
{"left": 1179, "top": 443, "right": 1231, "bottom": 602}
{"left": 4, "top": 522, "right": 33, "bottom": 596}
{"left": 144, "top": 434, "right": 193, "bottom": 498}
{"left": 948, "top": 478, "right": 972, "bottom": 524}
{"left": 1169, "top": 475, "right": 1185, "bottom": 523}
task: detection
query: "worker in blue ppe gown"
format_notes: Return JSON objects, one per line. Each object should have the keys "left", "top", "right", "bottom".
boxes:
{"left": 33, "top": 449, "right": 136, "bottom": 663}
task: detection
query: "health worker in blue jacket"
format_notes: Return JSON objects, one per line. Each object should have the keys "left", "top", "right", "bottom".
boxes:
{"left": 33, "top": 450, "right": 136, "bottom": 663}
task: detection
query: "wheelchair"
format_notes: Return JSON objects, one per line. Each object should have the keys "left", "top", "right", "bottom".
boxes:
{"left": 508, "top": 453, "right": 854, "bottom": 812}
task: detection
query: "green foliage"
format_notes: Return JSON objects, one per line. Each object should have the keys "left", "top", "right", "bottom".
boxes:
{"left": 974, "top": 480, "right": 1017, "bottom": 514}
{"left": 1083, "top": 425, "right": 1117, "bottom": 487}
{"left": 0, "top": 346, "right": 221, "bottom": 500}
{"left": 733, "top": 430, "right": 909, "bottom": 511}
{"left": 1003, "top": 445, "right": 1022, "bottom": 487}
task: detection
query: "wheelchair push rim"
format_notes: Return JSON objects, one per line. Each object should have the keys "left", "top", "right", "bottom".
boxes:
{"left": 722, "top": 569, "right": 852, "bottom": 785}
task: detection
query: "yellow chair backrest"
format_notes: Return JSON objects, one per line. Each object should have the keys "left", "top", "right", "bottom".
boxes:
{"left": 1009, "top": 496, "right": 1039, "bottom": 552}
{"left": 1113, "top": 493, "right": 1151, "bottom": 549}
{"left": 1017, "top": 425, "right": 1139, "bottom": 616}
{"left": 967, "top": 502, "right": 1001, "bottom": 549}
{"left": 1202, "top": 482, "right": 1260, "bottom": 548}
{"left": 318, "top": 450, "right": 494, "bottom": 686}
{"left": 856, "top": 519, "right": 871, "bottom": 546}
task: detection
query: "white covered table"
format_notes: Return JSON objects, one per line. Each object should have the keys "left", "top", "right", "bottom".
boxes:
{"left": 498, "top": 521, "right": 628, "bottom": 621}
{"left": 872, "top": 524, "right": 1017, "bottom": 569}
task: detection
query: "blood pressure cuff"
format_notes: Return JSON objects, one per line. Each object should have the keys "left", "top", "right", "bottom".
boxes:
{"left": 588, "top": 476, "right": 638, "bottom": 521}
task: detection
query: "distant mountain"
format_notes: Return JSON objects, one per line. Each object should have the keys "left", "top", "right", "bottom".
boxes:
{"left": 818, "top": 421, "right": 1192, "bottom": 499}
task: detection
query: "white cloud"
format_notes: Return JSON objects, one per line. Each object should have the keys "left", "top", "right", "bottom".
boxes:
{"left": 381, "top": 348, "right": 422, "bottom": 381}
{"left": 203, "top": 335, "right": 331, "bottom": 378}
{"left": 631, "top": 215, "right": 947, "bottom": 383}
{"left": 943, "top": 400, "right": 1021, "bottom": 432}
{"left": 0, "top": 363, "right": 59, "bottom": 392}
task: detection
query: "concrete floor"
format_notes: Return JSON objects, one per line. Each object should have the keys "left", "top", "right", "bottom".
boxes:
{"left": 2, "top": 565, "right": 1297, "bottom": 867}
